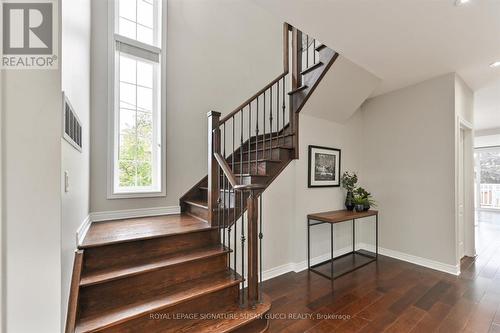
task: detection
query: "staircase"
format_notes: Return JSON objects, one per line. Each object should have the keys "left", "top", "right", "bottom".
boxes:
{"left": 66, "top": 23, "right": 338, "bottom": 333}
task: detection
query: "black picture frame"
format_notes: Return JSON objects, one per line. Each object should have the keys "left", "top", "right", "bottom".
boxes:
{"left": 308, "top": 145, "right": 341, "bottom": 188}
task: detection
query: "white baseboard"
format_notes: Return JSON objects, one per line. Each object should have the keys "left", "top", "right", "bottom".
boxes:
{"left": 261, "top": 244, "right": 460, "bottom": 282}
{"left": 90, "top": 206, "right": 181, "bottom": 222}
{"left": 262, "top": 246, "right": 352, "bottom": 282}
{"left": 76, "top": 215, "right": 91, "bottom": 246}
{"left": 76, "top": 209, "right": 459, "bottom": 278}
{"left": 359, "top": 243, "right": 460, "bottom": 276}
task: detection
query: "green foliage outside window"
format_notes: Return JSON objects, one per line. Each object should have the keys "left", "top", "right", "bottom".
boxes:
{"left": 119, "top": 111, "right": 153, "bottom": 187}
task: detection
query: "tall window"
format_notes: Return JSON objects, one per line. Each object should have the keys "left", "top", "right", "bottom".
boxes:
{"left": 110, "top": 0, "right": 165, "bottom": 197}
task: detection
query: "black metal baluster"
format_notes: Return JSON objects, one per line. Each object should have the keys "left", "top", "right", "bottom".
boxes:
{"left": 226, "top": 157, "right": 230, "bottom": 256}
{"left": 313, "top": 39, "right": 316, "bottom": 64}
{"left": 277, "top": 80, "right": 280, "bottom": 143}
{"left": 240, "top": 191, "right": 245, "bottom": 306}
{"left": 248, "top": 103, "right": 251, "bottom": 175}
{"left": 232, "top": 116, "right": 235, "bottom": 173}
{"left": 227, "top": 186, "right": 232, "bottom": 267}
{"left": 217, "top": 151, "right": 222, "bottom": 243}
{"left": 259, "top": 192, "right": 263, "bottom": 302}
{"left": 269, "top": 87, "right": 273, "bottom": 158}
{"left": 282, "top": 76, "right": 286, "bottom": 145}
{"left": 240, "top": 110, "right": 243, "bottom": 185}
{"left": 263, "top": 91, "right": 266, "bottom": 157}
{"left": 276, "top": 82, "right": 279, "bottom": 142}
{"left": 255, "top": 96, "right": 259, "bottom": 172}
{"left": 237, "top": 112, "right": 243, "bottom": 278}
{"left": 306, "top": 35, "right": 309, "bottom": 69}
{"left": 222, "top": 124, "right": 226, "bottom": 249}
{"left": 221, "top": 174, "right": 226, "bottom": 248}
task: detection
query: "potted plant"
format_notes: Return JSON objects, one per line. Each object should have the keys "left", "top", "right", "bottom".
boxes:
{"left": 341, "top": 172, "right": 358, "bottom": 211}
{"left": 354, "top": 187, "right": 376, "bottom": 211}
{"left": 353, "top": 195, "right": 367, "bottom": 212}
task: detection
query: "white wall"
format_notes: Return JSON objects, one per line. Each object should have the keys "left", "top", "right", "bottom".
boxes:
{"left": 291, "top": 112, "right": 365, "bottom": 264}
{"left": 0, "top": 58, "right": 4, "bottom": 333}
{"left": 60, "top": 0, "right": 91, "bottom": 330}
{"left": 90, "top": 0, "right": 284, "bottom": 213}
{"left": 3, "top": 70, "right": 62, "bottom": 333}
{"left": 361, "top": 73, "right": 458, "bottom": 268}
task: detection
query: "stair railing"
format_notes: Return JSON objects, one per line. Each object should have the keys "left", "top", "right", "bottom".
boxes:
{"left": 207, "top": 22, "right": 323, "bottom": 308}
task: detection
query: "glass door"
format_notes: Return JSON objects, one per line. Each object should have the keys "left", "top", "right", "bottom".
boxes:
{"left": 474, "top": 147, "right": 500, "bottom": 211}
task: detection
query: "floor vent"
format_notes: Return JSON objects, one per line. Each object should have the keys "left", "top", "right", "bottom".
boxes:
{"left": 63, "top": 93, "right": 82, "bottom": 152}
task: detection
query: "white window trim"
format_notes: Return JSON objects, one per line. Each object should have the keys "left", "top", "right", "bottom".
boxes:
{"left": 107, "top": 0, "right": 167, "bottom": 199}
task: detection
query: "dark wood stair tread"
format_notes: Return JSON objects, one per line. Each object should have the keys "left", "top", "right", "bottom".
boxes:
{"left": 184, "top": 199, "right": 209, "bottom": 209}
{"left": 80, "top": 214, "right": 212, "bottom": 249}
{"left": 75, "top": 270, "right": 242, "bottom": 333}
{"left": 248, "top": 132, "right": 295, "bottom": 143}
{"left": 301, "top": 61, "right": 323, "bottom": 75}
{"left": 181, "top": 294, "right": 271, "bottom": 333}
{"left": 80, "top": 245, "right": 231, "bottom": 287}
{"left": 234, "top": 173, "right": 269, "bottom": 177}
{"left": 288, "top": 85, "right": 308, "bottom": 95}
{"left": 242, "top": 146, "right": 294, "bottom": 153}
{"left": 229, "top": 159, "right": 282, "bottom": 165}
{"left": 315, "top": 43, "right": 326, "bottom": 51}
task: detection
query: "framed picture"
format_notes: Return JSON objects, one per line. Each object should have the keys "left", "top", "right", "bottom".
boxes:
{"left": 308, "top": 145, "right": 341, "bottom": 188}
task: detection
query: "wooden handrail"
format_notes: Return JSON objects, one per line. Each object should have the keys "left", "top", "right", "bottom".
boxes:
{"left": 214, "top": 153, "right": 238, "bottom": 188}
{"left": 234, "top": 183, "right": 265, "bottom": 191}
{"left": 214, "top": 153, "right": 265, "bottom": 192}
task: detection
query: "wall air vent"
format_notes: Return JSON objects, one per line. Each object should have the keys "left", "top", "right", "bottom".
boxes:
{"left": 63, "top": 93, "right": 82, "bottom": 152}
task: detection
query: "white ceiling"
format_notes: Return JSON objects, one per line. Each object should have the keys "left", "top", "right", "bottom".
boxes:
{"left": 253, "top": 0, "right": 500, "bottom": 128}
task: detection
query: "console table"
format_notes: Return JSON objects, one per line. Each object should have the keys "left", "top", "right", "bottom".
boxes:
{"left": 307, "top": 209, "right": 378, "bottom": 280}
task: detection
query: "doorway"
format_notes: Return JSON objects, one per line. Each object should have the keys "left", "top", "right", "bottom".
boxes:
{"left": 457, "top": 121, "right": 475, "bottom": 263}
{"left": 474, "top": 146, "right": 500, "bottom": 255}
{"left": 458, "top": 129, "right": 466, "bottom": 259}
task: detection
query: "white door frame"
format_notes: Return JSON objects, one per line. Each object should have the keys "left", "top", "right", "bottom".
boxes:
{"left": 0, "top": 63, "right": 4, "bottom": 332}
{"left": 458, "top": 128, "right": 466, "bottom": 259}
{"left": 456, "top": 116, "right": 475, "bottom": 263}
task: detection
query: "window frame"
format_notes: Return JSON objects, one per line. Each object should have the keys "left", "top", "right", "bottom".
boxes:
{"left": 107, "top": 0, "right": 167, "bottom": 199}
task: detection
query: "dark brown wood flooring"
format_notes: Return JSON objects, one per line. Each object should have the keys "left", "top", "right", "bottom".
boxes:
{"left": 262, "top": 221, "right": 500, "bottom": 332}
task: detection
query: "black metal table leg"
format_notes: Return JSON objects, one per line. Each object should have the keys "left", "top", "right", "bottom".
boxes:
{"left": 376, "top": 214, "right": 378, "bottom": 258}
{"left": 307, "top": 218, "right": 311, "bottom": 269}
{"left": 330, "top": 223, "right": 334, "bottom": 278}
{"left": 352, "top": 218, "right": 356, "bottom": 252}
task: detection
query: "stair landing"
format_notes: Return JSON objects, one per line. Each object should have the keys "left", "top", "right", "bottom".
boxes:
{"left": 80, "top": 214, "right": 212, "bottom": 248}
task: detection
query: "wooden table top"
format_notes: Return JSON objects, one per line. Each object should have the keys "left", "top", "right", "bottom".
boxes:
{"left": 307, "top": 209, "right": 378, "bottom": 224}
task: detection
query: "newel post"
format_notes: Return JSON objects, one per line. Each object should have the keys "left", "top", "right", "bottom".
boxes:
{"left": 290, "top": 27, "right": 302, "bottom": 159}
{"left": 207, "top": 111, "right": 221, "bottom": 227}
{"left": 247, "top": 190, "right": 259, "bottom": 307}
{"left": 291, "top": 27, "right": 302, "bottom": 90}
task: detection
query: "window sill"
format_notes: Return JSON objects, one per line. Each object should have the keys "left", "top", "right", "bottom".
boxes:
{"left": 107, "top": 190, "right": 166, "bottom": 200}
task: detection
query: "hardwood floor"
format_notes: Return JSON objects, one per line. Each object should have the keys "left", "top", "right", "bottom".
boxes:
{"left": 261, "top": 220, "right": 500, "bottom": 332}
